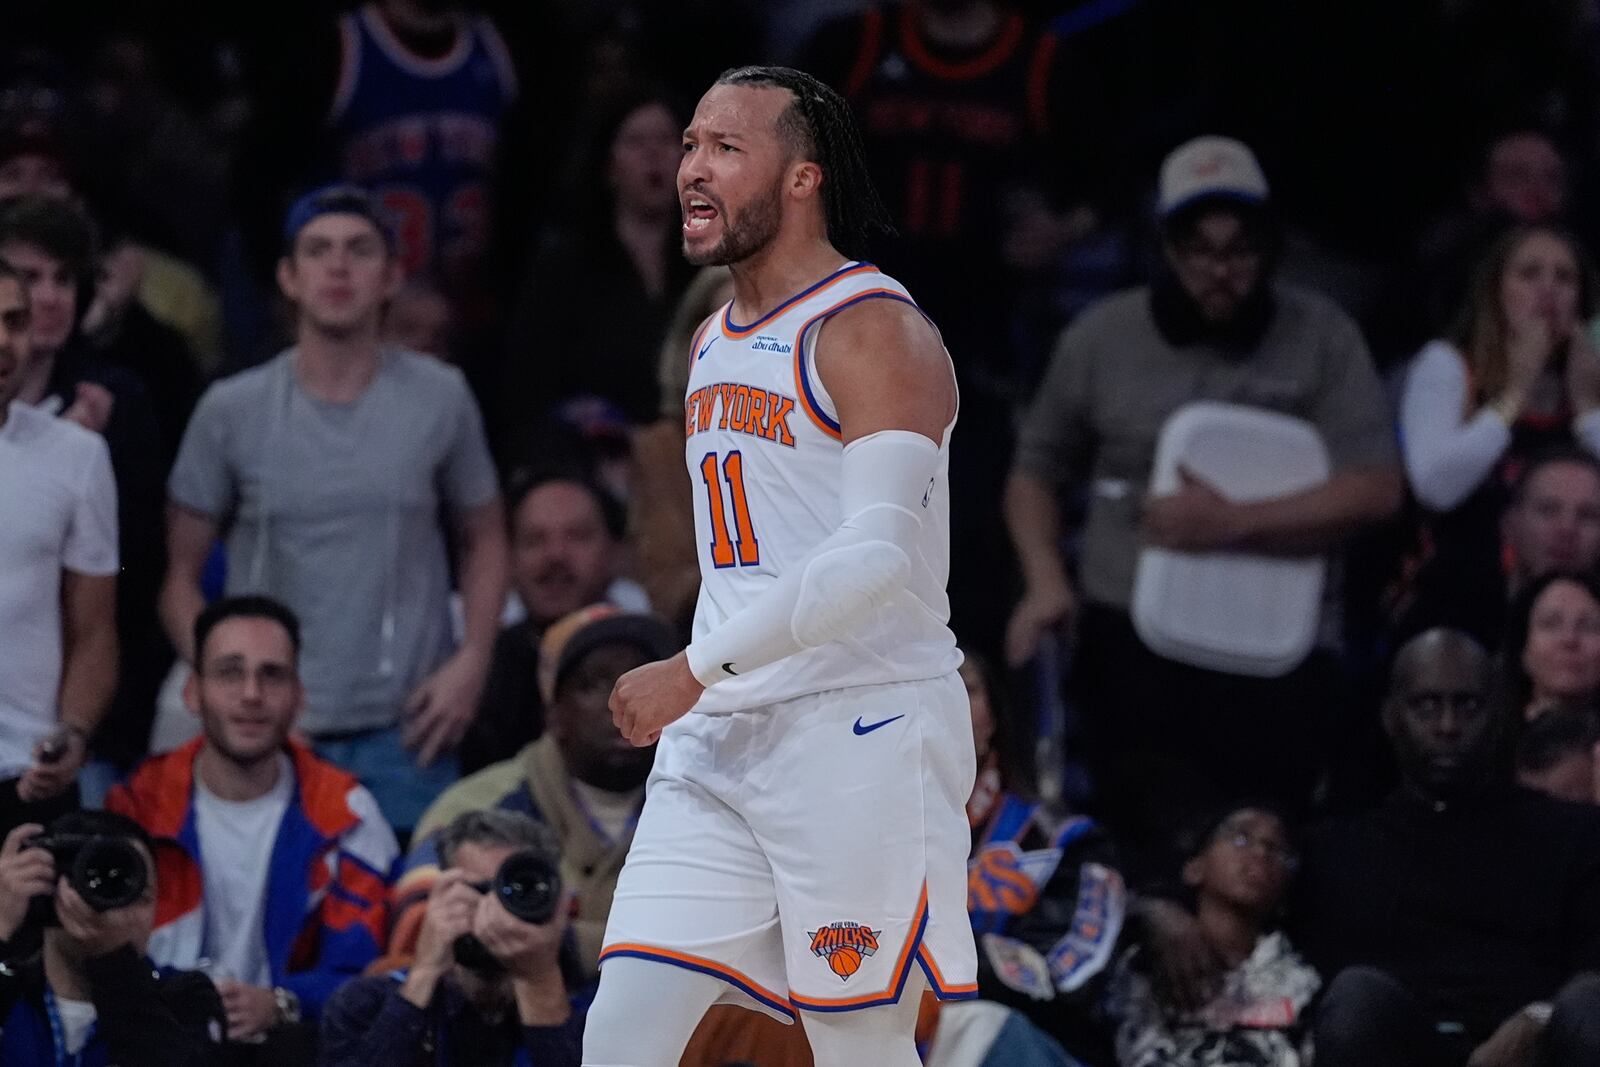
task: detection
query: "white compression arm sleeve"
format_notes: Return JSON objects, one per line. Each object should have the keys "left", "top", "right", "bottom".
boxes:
{"left": 684, "top": 429, "right": 940, "bottom": 687}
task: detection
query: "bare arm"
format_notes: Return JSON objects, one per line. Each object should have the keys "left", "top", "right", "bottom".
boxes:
{"left": 1002, "top": 469, "right": 1077, "bottom": 666}
{"left": 453, "top": 496, "right": 510, "bottom": 658}
{"left": 1144, "top": 464, "right": 1403, "bottom": 555}
{"left": 1228, "top": 464, "right": 1403, "bottom": 553}
{"left": 816, "top": 298, "right": 955, "bottom": 443}
{"left": 58, "top": 571, "right": 118, "bottom": 738}
{"left": 159, "top": 502, "right": 218, "bottom": 664}
{"left": 403, "top": 496, "right": 508, "bottom": 766}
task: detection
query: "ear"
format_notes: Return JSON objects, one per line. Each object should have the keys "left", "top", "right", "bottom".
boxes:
{"left": 183, "top": 668, "right": 202, "bottom": 718}
{"left": 789, "top": 159, "right": 823, "bottom": 202}
{"left": 276, "top": 256, "right": 299, "bottom": 303}
{"left": 1181, "top": 856, "right": 1203, "bottom": 889}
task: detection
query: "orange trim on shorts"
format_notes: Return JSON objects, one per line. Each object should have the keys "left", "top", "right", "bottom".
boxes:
{"left": 788, "top": 884, "right": 930, "bottom": 1011}
{"left": 916, "top": 945, "right": 979, "bottom": 998}
{"left": 600, "top": 942, "right": 797, "bottom": 1020}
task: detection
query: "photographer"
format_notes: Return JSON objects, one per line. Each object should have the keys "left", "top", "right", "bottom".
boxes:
{"left": 0, "top": 812, "right": 225, "bottom": 1065}
{"left": 320, "top": 810, "right": 582, "bottom": 1067}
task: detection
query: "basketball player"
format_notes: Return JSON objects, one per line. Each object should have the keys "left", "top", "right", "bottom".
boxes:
{"left": 582, "top": 67, "right": 975, "bottom": 1066}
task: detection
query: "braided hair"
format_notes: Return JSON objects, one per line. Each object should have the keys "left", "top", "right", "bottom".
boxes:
{"left": 715, "top": 65, "right": 893, "bottom": 261}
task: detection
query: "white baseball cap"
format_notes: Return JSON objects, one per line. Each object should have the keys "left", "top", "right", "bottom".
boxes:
{"left": 1158, "top": 136, "right": 1270, "bottom": 219}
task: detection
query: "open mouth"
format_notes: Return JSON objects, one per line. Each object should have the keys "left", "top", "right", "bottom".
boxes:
{"left": 684, "top": 195, "right": 719, "bottom": 232}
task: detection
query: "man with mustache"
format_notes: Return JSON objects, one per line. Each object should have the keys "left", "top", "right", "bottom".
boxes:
{"left": 1005, "top": 135, "right": 1401, "bottom": 869}
{"left": 460, "top": 469, "right": 632, "bottom": 774}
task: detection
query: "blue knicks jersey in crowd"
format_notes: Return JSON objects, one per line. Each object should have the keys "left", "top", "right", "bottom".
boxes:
{"left": 328, "top": 4, "right": 518, "bottom": 286}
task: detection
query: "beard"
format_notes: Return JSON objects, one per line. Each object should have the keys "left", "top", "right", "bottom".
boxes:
{"left": 685, "top": 183, "right": 784, "bottom": 267}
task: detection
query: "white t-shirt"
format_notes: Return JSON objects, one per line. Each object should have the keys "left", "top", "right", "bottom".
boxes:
{"left": 195, "top": 754, "right": 294, "bottom": 987}
{"left": 0, "top": 402, "right": 118, "bottom": 777}
{"left": 570, "top": 779, "right": 643, "bottom": 844}
{"left": 54, "top": 996, "right": 97, "bottom": 1055}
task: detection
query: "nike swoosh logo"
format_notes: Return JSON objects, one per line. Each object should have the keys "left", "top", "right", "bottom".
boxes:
{"left": 696, "top": 337, "right": 716, "bottom": 362}
{"left": 722, "top": 662, "right": 738, "bottom": 676}
{"left": 853, "top": 714, "right": 905, "bottom": 736}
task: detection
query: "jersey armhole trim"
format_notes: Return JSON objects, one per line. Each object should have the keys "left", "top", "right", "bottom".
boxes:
{"left": 793, "top": 290, "right": 920, "bottom": 441}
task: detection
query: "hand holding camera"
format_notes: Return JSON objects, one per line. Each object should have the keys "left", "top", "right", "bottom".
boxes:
{"left": 55, "top": 877, "right": 150, "bottom": 958}
{"left": 0, "top": 825, "right": 55, "bottom": 942}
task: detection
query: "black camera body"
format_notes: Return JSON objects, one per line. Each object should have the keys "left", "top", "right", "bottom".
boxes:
{"left": 27, "top": 831, "right": 149, "bottom": 914}
{"left": 451, "top": 849, "right": 562, "bottom": 974}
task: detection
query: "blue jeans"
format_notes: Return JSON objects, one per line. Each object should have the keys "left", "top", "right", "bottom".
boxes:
{"left": 312, "top": 726, "right": 458, "bottom": 835}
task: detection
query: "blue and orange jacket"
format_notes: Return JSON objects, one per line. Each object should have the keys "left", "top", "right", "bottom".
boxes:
{"left": 106, "top": 738, "right": 400, "bottom": 1020}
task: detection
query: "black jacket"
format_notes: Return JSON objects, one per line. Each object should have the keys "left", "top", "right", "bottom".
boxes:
{"left": 0, "top": 944, "right": 225, "bottom": 1066}
{"left": 319, "top": 971, "right": 583, "bottom": 1067}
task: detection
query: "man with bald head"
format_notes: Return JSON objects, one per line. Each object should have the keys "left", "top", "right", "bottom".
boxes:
{"left": 1299, "top": 628, "right": 1600, "bottom": 1067}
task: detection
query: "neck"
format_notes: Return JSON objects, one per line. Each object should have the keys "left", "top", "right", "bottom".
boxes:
{"left": 197, "top": 744, "right": 284, "bottom": 802}
{"left": 295, "top": 328, "right": 382, "bottom": 403}
{"left": 18, "top": 350, "right": 56, "bottom": 406}
{"left": 728, "top": 236, "right": 849, "bottom": 324}
{"left": 1194, "top": 895, "right": 1261, "bottom": 969}
{"left": 916, "top": 1, "right": 1002, "bottom": 49}
{"left": 615, "top": 207, "right": 670, "bottom": 300}
{"left": 43, "top": 938, "right": 90, "bottom": 1002}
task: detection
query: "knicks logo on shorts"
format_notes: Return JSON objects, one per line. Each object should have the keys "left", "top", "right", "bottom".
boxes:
{"left": 807, "top": 921, "right": 882, "bottom": 981}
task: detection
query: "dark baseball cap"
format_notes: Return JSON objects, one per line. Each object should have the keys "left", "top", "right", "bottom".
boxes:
{"left": 282, "top": 183, "right": 396, "bottom": 252}
{"left": 537, "top": 604, "right": 680, "bottom": 705}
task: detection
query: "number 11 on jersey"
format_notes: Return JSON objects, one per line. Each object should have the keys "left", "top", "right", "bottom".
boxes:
{"left": 700, "top": 451, "right": 760, "bottom": 568}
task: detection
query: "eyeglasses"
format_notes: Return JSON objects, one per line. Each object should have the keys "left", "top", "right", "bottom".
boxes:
{"left": 201, "top": 662, "right": 296, "bottom": 692}
{"left": 1222, "top": 831, "right": 1299, "bottom": 871}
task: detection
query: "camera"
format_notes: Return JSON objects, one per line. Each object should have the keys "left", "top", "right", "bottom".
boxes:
{"left": 27, "top": 832, "right": 149, "bottom": 913}
{"left": 452, "top": 849, "right": 561, "bottom": 973}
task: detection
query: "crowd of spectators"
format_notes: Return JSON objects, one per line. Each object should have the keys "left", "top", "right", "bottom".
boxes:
{"left": 5, "top": 1, "right": 1600, "bottom": 1064}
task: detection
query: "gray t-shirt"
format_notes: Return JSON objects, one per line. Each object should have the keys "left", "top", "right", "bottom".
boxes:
{"left": 1016, "top": 283, "right": 1397, "bottom": 613}
{"left": 169, "top": 348, "right": 499, "bottom": 734}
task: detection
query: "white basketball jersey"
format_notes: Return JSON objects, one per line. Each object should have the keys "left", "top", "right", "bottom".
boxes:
{"left": 682, "top": 262, "right": 961, "bottom": 714}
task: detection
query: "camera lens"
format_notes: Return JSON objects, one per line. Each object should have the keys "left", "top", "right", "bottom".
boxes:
{"left": 72, "top": 838, "right": 147, "bottom": 912}
{"left": 492, "top": 850, "right": 559, "bottom": 925}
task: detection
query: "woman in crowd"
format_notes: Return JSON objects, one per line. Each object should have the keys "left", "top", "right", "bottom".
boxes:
{"left": 1110, "top": 804, "right": 1318, "bottom": 1067}
{"left": 499, "top": 84, "right": 692, "bottom": 451}
{"left": 1502, "top": 571, "right": 1600, "bottom": 719}
{"left": 1397, "top": 226, "right": 1600, "bottom": 640}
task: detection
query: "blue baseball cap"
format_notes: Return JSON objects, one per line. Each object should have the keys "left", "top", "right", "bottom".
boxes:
{"left": 282, "top": 183, "right": 396, "bottom": 252}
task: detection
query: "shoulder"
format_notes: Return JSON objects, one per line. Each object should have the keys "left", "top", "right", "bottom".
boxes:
{"left": 385, "top": 349, "right": 478, "bottom": 410}
{"left": 1273, "top": 283, "right": 1362, "bottom": 334}
{"left": 195, "top": 356, "right": 286, "bottom": 417}
{"left": 1074, "top": 287, "right": 1153, "bottom": 336}
{"left": 816, "top": 291, "right": 945, "bottom": 369}
{"left": 7, "top": 402, "right": 100, "bottom": 458}
{"left": 414, "top": 754, "right": 531, "bottom": 840}
{"left": 1411, "top": 338, "right": 1467, "bottom": 373}
{"left": 1050, "top": 287, "right": 1152, "bottom": 359}
{"left": 109, "top": 743, "right": 200, "bottom": 834}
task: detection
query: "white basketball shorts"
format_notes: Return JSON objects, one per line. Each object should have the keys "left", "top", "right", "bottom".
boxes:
{"left": 599, "top": 672, "right": 978, "bottom": 1021}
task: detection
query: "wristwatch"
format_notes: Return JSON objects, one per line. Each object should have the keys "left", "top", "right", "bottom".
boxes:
{"left": 273, "top": 986, "right": 302, "bottom": 1026}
